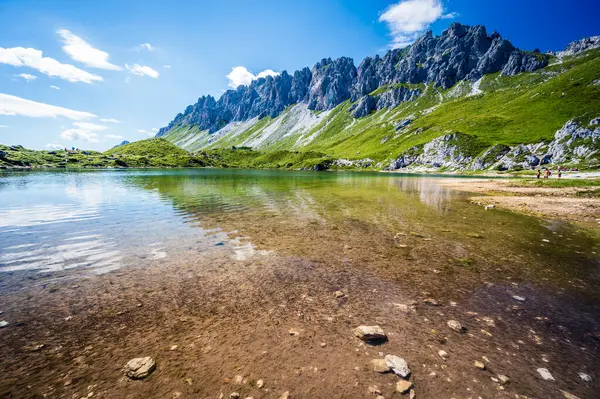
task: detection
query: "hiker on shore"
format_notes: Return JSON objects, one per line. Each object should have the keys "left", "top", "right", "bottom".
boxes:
{"left": 536, "top": 169, "right": 541, "bottom": 179}
{"left": 544, "top": 168, "right": 551, "bottom": 179}
{"left": 558, "top": 167, "right": 562, "bottom": 179}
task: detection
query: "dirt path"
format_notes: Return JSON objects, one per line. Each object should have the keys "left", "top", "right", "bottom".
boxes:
{"left": 435, "top": 178, "right": 600, "bottom": 225}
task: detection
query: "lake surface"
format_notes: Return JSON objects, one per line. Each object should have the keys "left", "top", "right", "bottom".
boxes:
{"left": 0, "top": 168, "right": 598, "bottom": 295}
{"left": 1, "top": 168, "right": 599, "bottom": 398}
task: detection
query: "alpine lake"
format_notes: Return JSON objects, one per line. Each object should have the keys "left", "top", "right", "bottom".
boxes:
{"left": 0, "top": 168, "right": 598, "bottom": 399}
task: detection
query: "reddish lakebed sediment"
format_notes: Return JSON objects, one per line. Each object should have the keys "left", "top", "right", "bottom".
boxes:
{"left": 0, "top": 169, "right": 598, "bottom": 398}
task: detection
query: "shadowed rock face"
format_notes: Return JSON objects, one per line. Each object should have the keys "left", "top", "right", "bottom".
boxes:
{"left": 157, "top": 23, "right": 549, "bottom": 136}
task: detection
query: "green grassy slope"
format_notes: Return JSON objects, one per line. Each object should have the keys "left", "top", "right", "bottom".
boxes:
{"left": 104, "top": 138, "right": 189, "bottom": 156}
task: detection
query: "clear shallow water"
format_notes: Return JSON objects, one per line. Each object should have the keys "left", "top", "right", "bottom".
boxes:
{"left": 0, "top": 168, "right": 598, "bottom": 296}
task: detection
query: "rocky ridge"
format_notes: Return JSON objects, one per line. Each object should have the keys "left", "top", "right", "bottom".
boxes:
{"left": 157, "top": 23, "right": 548, "bottom": 136}
{"left": 387, "top": 119, "right": 600, "bottom": 171}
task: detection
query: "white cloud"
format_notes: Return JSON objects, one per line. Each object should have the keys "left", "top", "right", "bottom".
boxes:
{"left": 379, "top": 0, "right": 457, "bottom": 48}
{"left": 50, "top": 85, "right": 60, "bottom": 90}
{"left": 0, "top": 125, "right": 8, "bottom": 128}
{"left": 0, "top": 47, "right": 103, "bottom": 83}
{"left": 45, "top": 143, "right": 64, "bottom": 149}
{"left": 100, "top": 118, "right": 120, "bottom": 123}
{"left": 125, "top": 76, "right": 131, "bottom": 84}
{"left": 126, "top": 64, "right": 159, "bottom": 78}
{"left": 151, "top": 128, "right": 158, "bottom": 132}
{"left": 0, "top": 93, "right": 96, "bottom": 120}
{"left": 163, "top": 65, "right": 171, "bottom": 69}
{"left": 138, "top": 43, "right": 154, "bottom": 51}
{"left": 60, "top": 121, "right": 111, "bottom": 144}
{"left": 60, "top": 128, "right": 99, "bottom": 143}
{"left": 226, "top": 66, "right": 280, "bottom": 89}
{"left": 17, "top": 73, "right": 37, "bottom": 81}
{"left": 72, "top": 121, "right": 108, "bottom": 131}
{"left": 57, "top": 29, "right": 121, "bottom": 70}
{"left": 137, "top": 129, "right": 155, "bottom": 137}
{"left": 105, "top": 134, "right": 123, "bottom": 139}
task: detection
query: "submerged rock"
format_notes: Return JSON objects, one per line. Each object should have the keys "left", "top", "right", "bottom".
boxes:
{"left": 447, "top": 320, "right": 465, "bottom": 333}
{"left": 354, "top": 325, "right": 387, "bottom": 343}
{"left": 0, "top": 320, "right": 8, "bottom": 328}
{"left": 385, "top": 355, "right": 411, "bottom": 378}
{"left": 395, "top": 379, "right": 413, "bottom": 394}
{"left": 124, "top": 357, "right": 156, "bottom": 379}
{"left": 537, "top": 368, "right": 555, "bottom": 381}
{"left": 474, "top": 360, "right": 486, "bottom": 370}
{"left": 371, "top": 358, "right": 391, "bottom": 373}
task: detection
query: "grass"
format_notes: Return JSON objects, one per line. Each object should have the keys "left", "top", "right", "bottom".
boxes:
{"left": 0, "top": 140, "right": 333, "bottom": 171}
{"left": 511, "top": 178, "right": 600, "bottom": 188}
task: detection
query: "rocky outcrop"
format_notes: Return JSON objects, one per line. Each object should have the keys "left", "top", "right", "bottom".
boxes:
{"left": 387, "top": 119, "right": 600, "bottom": 171}
{"left": 376, "top": 87, "right": 421, "bottom": 109}
{"left": 308, "top": 57, "right": 357, "bottom": 111}
{"left": 555, "top": 36, "right": 600, "bottom": 57}
{"left": 349, "top": 95, "right": 377, "bottom": 118}
{"left": 349, "top": 86, "right": 421, "bottom": 118}
{"left": 158, "top": 22, "right": 551, "bottom": 136}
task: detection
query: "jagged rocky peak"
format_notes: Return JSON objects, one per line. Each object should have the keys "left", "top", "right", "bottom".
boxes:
{"left": 352, "top": 22, "right": 548, "bottom": 96}
{"left": 158, "top": 22, "right": 551, "bottom": 136}
{"left": 308, "top": 57, "right": 357, "bottom": 111}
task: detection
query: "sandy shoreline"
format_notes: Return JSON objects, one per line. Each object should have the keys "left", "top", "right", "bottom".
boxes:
{"left": 434, "top": 178, "right": 600, "bottom": 225}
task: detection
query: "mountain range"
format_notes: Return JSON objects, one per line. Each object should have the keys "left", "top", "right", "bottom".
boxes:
{"left": 156, "top": 23, "right": 600, "bottom": 171}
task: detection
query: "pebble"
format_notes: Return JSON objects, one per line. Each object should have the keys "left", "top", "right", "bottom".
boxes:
{"left": 288, "top": 328, "right": 299, "bottom": 336}
{"left": 23, "top": 344, "right": 45, "bottom": 352}
{"left": 320, "top": 342, "right": 327, "bottom": 348}
{"left": 230, "top": 393, "right": 240, "bottom": 399}
{"left": 334, "top": 291, "right": 345, "bottom": 298}
{"left": 409, "top": 390, "right": 416, "bottom": 399}
{"left": 447, "top": 320, "right": 464, "bottom": 333}
{"left": 396, "top": 380, "right": 413, "bottom": 394}
{"left": 394, "top": 303, "right": 416, "bottom": 313}
{"left": 124, "top": 357, "right": 156, "bottom": 379}
{"left": 537, "top": 368, "right": 555, "bottom": 381}
{"left": 170, "top": 345, "right": 178, "bottom": 351}
{"left": 0, "top": 320, "right": 8, "bottom": 328}
{"left": 354, "top": 326, "right": 387, "bottom": 343}
{"left": 371, "top": 358, "right": 391, "bottom": 373}
{"left": 375, "top": 396, "right": 385, "bottom": 399}
{"left": 279, "top": 391, "right": 290, "bottom": 399}
{"left": 368, "top": 385, "right": 381, "bottom": 395}
{"left": 385, "top": 355, "right": 411, "bottom": 378}
{"left": 498, "top": 375, "right": 510, "bottom": 384}
{"left": 512, "top": 295, "right": 526, "bottom": 301}
{"left": 256, "top": 379, "right": 264, "bottom": 389}
{"left": 578, "top": 372, "right": 592, "bottom": 382}
{"left": 233, "top": 375, "right": 244, "bottom": 384}
{"left": 438, "top": 350, "right": 448, "bottom": 360}
{"left": 560, "top": 391, "right": 581, "bottom": 399}
{"left": 474, "top": 361, "right": 486, "bottom": 370}
{"left": 423, "top": 298, "right": 440, "bottom": 306}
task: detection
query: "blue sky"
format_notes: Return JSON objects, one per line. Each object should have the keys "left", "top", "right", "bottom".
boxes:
{"left": 1, "top": 0, "right": 599, "bottom": 151}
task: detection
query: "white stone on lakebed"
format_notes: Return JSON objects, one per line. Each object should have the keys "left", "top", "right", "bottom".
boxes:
{"left": 354, "top": 325, "right": 387, "bottom": 342}
{"left": 537, "top": 368, "right": 555, "bottom": 381}
{"left": 124, "top": 357, "right": 156, "bottom": 379}
{"left": 385, "top": 355, "right": 411, "bottom": 378}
